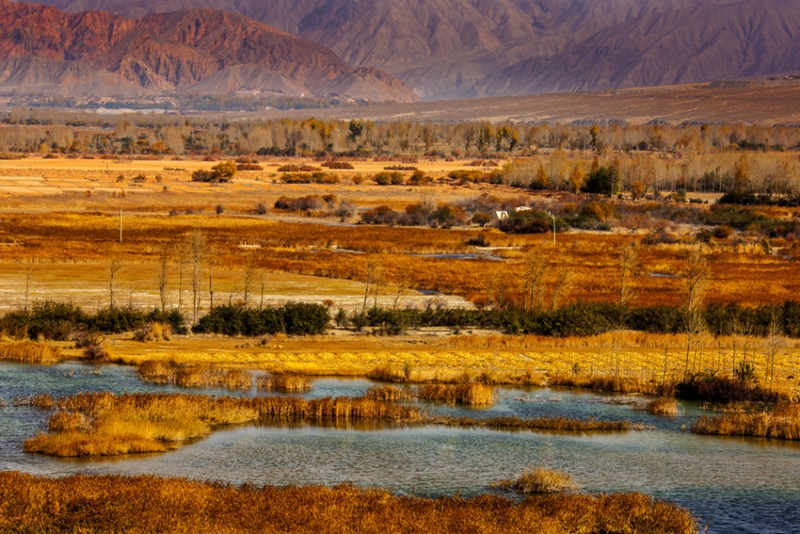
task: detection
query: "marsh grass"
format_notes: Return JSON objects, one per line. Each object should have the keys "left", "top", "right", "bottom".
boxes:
{"left": 364, "top": 385, "right": 413, "bottom": 401}
{"left": 549, "top": 373, "right": 662, "bottom": 395}
{"left": 417, "top": 383, "right": 495, "bottom": 406}
{"left": 22, "top": 391, "right": 634, "bottom": 457}
{"left": 691, "top": 402, "right": 800, "bottom": 440}
{"left": 492, "top": 467, "right": 581, "bottom": 494}
{"left": 22, "top": 392, "right": 421, "bottom": 457}
{"left": 634, "top": 397, "right": 679, "bottom": 416}
{"left": 0, "top": 472, "right": 699, "bottom": 534}
{"left": 138, "top": 361, "right": 253, "bottom": 390}
{"left": 257, "top": 373, "right": 314, "bottom": 392}
{"left": 0, "top": 342, "right": 61, "bottom": 364}
{"left": 428, "top": 415, "right": 633, "bottom": 432}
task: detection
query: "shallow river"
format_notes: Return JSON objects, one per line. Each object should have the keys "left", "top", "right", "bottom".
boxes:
{"left": 1, "top": 361, "right": 798, "bottom": 533}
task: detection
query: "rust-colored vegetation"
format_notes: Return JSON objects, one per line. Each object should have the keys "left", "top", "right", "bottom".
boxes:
{"left": 417, "top": 383, "right": 495, "bottom": 406}
{"left": 22, "top": 391, "right": 635, "bottom": 457}
{"left": 0, "top": 472, "right": 700, "bottom": 534}
{"left": 0, "top": 341, "right": 61, "bottom": 364}
{"left": 634, "top": 397, "right": 679, "bottom": 416}
{"left": 691, "top": 402, "right": 800, "bottom": 440}
{"left": 138, "top": 361, "right": 253, "bottom": 390}
{"left": 257, "top": 373, "right": 314, "bottom": 392}
{"left": 492, "top": 467, "right": 581, "bottom": 494}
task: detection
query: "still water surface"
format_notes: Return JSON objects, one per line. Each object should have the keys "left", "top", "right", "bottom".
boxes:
{"left": 1, "top": 361, "right": 798, "bottom": 533}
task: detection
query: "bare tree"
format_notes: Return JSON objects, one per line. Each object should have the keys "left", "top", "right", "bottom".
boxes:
{"left": 188, "top": 230, "right": 206, "bottom": 324}
{"left": 681, "top": 247, "right": 710, "bottom": 378}
{"left": 392, "top": 270, "right": 413, "bottom": 310}
{"left": 242, "top": 252, "right": 258, "bottom": 311}
{"left": 362, "top": 257, "right": 380, "bottom": 314}
{"left": 619, "top": 242, "right": 639, "bottom": 308}
{"left": 206, "top": 247, "right": 218, "bottom": 311}
{"left": 23, "top": 262, "right": 35, "bottom": 313}
{"left": 522, "top": 250, "right": 548, "bottom": 313}
{"left": 550, "top": 262, "right": 572, "bottom": 311}
{"left": 108, "top": 256, "right": 123, "bottom": 310}
{"left": 156, "top": 244, "right": 170, "bottom": 312}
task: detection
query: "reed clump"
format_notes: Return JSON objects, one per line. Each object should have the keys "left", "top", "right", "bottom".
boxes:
{"left": 428, "top": 415, "right": 632, "bottom": 432}
{"left": 138, "top": 361, "right": 253, "bottom": 390}
{"left": 0, "top": 341, "right": 61, "bottom": 364}
{"left": 364, "top": 385, "right": 413, "bottom": 402}
{"left": 492, "top": 467, "right": 581, "bottom": 494}
{"left": 549, "top": 373, "right": 661, "bottom": 395}
{"left": 417, "top": 383, "right": 495, "bottom": 406}
{"left": 691, "top": 402, "right": 800, "bottom": 440}
{"left": 0, "top": 472, "right": 699, "bottom": 534}
{"left": 257, "top": 373, "right": 314, "bottom": 392}
{"left": 367, "top": 365, "right": 407, "bottom": 383}
{"left": 634, "top": 397, "right": 679, "bottom": 416}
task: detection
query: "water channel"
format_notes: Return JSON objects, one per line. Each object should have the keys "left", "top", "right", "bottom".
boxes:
{"left": 1, "top": 361, "right": 798, "bottom": 533}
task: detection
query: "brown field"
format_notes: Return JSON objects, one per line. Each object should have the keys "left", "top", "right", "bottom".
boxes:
{"left": 0, "top": 472, "right": 700, "bottom": 534}
{"left": 254, "top": 81, "right": 800, "bottom": 125}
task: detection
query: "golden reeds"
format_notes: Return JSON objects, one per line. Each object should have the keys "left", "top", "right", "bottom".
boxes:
{"left": 549, "top": 373, "right": 662, "bottom": 395}
{"left": 138, "top": 362, "right": 253, "bottom": 390}
{"left": 22, "top": 391, "right": 635, "bottom": 457}
{"left": 364, "top": 385, "right": 413, "bottom": 402}
{"left": 0, "top": 342, "right": 61, "bottom": 364}
{"left": 0, "top": 472, "right": 700, "bottom": 534}
{"left": 491, "top": 467, "right": 581, "bottom": 494}
{"left": 691, "top": 402, "right": 800, "bottom": 440}
{"left": 634, "top": 397, "right": 679, "bottom": 416}
{"left": 417, "top": 383, "right": 495, "bottom": 406}
{"left": 257, "top": 373, "right": 314, "bottom": 392}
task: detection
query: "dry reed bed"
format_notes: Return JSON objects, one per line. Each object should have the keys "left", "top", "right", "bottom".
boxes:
{"left": 364, "top": 384, "right": 414, "bottom": 401}
{"left": 22, "top": 392, "right": 420, "bottom": 457}
{"left": 21, "top": 391, "right": 635, "bottom": 457}
{"left": 428, "top": 415, "right": 634, "bottom": 432}
{"left": 416, "top": 383, "right": 495, "bottom": 406}
{"left": 0, "top": 341, "right": 61, "bottom": 364}
{"left": 138, "top": 361, "right": 253, "bottom": 390}
{"left": 492, "top": 467, "right": 581, "bottom": 494}
{"left": 634, "top": 398, "right": 679, "bottom": 416}
{"left": 691, "top": 402, "right": 800, "bottom": 440}
{"left": 0, "top": 472, "right": 699, "bottom": 534}
{"left": 257, "top": 373, "right": 314, "bottom": 392}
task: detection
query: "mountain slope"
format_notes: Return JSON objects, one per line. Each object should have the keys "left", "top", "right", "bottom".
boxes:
{"left": 0, "top": 0, "right": 418, "bottom": 101}
{"left": 29, "top": 0, "right": 800, "bottom": 99}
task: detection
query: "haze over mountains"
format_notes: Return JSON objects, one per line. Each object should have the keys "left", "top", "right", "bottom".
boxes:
{"left": 0, "top": 0, "right": 418, "bottom": 101}
{"left": 19, "top": 0, "right": 800, "bottom": 100}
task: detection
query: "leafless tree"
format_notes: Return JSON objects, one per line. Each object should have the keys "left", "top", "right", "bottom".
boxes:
{"left": 156, "top": 243, "right": 170, "bottom": 312}
{"left": 681, "top": 247, "right": 710, "bottom": 378}
{"left": 188, "top": 230, "right": 206, "bottom": 324}
{"left": 522, "top": 250, "right": 548, "bottom": 313}
{"left": 108, "top": 256, "right": 123, "bottom": 310}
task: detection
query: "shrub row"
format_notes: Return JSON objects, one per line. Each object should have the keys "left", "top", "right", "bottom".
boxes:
{"left": 0, "top": 301, "right": 187, "bottom": 340}
{"left": 193, "top": 303, "right": 329, "bottom": 336}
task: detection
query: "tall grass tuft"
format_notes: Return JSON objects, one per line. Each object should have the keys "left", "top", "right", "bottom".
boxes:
{"left": 504, "top": 467, "right": 581, "bottom": 494}
{"left": 634, "top": 397, "right": 679, "bottom": 416}
{"left": 364, "top": 385, "right": 413, "bottom": 402}
{"left": 0, "top": 342, "right": 61, "bottom": 364}
{"left": 549, "top": 373, "right": 661, "bottom": 395}
{"left": 257, "top": 373, "right": 314, "bottom": 392}
{"left": 138, "top": 362, "right": 252, "bottom": 390}
{"left": 0, "top": 472, "right": 700, "bottom": 534}
{"left": 691, "top": 402, "right": 800, "bottom": 440}
{"left": 417, "top": 383, "right": 495, "bottom": 406}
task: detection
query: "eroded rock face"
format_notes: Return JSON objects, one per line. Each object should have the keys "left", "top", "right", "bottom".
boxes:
{"left": 0, "top": 0, "right": 419, "bottom": 101}
{"left": 27, "top": 0, "right": 800, "bottom": 100}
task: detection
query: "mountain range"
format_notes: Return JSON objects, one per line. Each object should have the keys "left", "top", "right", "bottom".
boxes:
{"left": 0, "top": 0, "right": 418, "bottom": 101}
{"left": 18, "top": 0, "right": 800, "bottom": 100}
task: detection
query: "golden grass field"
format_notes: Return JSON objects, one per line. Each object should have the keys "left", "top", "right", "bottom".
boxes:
{"left": 1, "top": 156, "right": 799, "bottom": 403}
